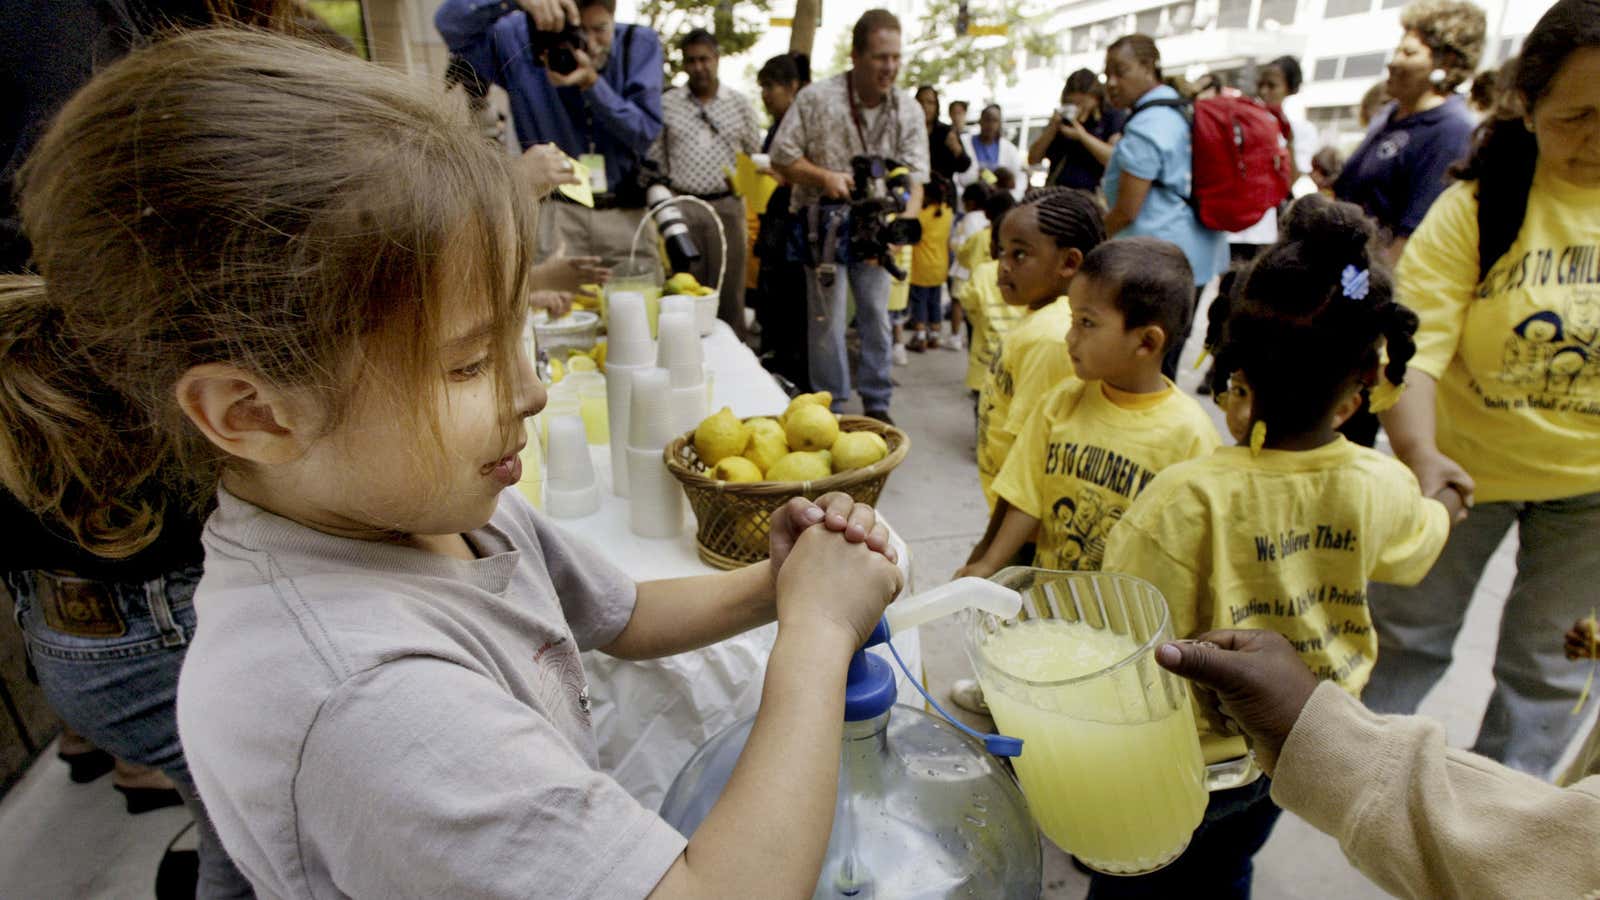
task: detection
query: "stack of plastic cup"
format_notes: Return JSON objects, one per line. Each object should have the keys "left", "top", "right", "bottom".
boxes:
{"left": 605, "top": 291, "right": 656, "bottom": 368}
{"left": 544, "top": 415, "right": 599, "bottom": 518}
{"left": 565, "top": 370, "right": 608, "bottom": 445}
{"left": 626, "top": 368, "right": 684, "bottom": 538}
{"left": 656, "top": 310, "right": 707, "bottom": 436}
{"left": 659, "top": 294, "right": 697, "bottom": 327}
{"left": 539, "top": 380, "right": 580, "bottom": 450}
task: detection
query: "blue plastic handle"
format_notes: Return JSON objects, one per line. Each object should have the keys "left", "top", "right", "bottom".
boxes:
{"left": 878, "top": 621, "right": 1023, "bottom": 758}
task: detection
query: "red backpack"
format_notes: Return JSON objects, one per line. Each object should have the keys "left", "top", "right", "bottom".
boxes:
{"left": 1127, "top": 93, "right": 1292, "bottom": 233}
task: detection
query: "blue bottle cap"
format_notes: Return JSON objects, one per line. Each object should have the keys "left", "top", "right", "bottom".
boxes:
{"left": 843, "top": 651, "right": 898, "bottom": 722}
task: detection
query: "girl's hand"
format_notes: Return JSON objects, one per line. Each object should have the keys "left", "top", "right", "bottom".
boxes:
{"left": 537, "top": 255, "right": 610, "bottom": 293}
{"left": 520, "top": 143, "right": 581, "bottom": 189}
{"left": 1401, "top": 446, "right": 1475, "bottom": 523}
{"left": 775, "top": 523, "right": 903, "bottom": 647}
{"left": 1058, "top": 115, "right": 1088, "bottom": 144}
{"left": 1155, "top": 630, "right": 1319, "bottom": 777}
{"left": 769, "top": 494, "right": 897, "bottom": 583}
{"left": 530, "top": 290, "right": 574, "bottom": 318}
{"left": 1566, "top": 616, "right": 1599, "bottom": 661}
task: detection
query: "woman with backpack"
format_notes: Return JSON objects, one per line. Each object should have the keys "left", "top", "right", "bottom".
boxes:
{"left": 1363, "top": 0, "right": 1600, "bottom": 781}
{"left": 1101, "top": 33, "right": 1227, "bottom": 379}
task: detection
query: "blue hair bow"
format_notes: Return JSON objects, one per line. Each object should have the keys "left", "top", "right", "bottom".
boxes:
{"left": 1341, "top": 265, "right": 1370, "bottom": 301}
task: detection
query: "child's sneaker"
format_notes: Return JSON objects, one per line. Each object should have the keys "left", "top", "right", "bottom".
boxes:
{"left": 948, "top": 678, "right": 989, "bottom": 714}
{"left": 944, "top": 332, "right": 965, "bottom": 352}
{"left": 893, "top": 343, "right": 909, "bottom": 366}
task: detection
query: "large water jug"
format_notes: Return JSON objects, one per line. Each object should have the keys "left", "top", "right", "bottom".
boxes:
{"left": 659, "top": 580, "right": 1043, "bottom": 899}
{"left": 965, "top": 568, "right": 1257, "bottom": 877}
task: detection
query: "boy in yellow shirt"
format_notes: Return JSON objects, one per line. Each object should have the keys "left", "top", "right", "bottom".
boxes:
{"left": 975, "top": 188, "right": 1105, "bottom": 509}
{"left": 1097, "top": 196, "right": 1454, "bottom": 897}
{"left": 960, "top": 238, "right": 1219, "bottom": 577}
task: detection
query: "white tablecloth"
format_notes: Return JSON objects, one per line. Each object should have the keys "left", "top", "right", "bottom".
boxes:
{"left": 558, "top": 321, "right": 923, "bottom": 809}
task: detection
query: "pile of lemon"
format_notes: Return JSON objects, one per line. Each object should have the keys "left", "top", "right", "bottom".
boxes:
{"left": 692, "top": 392, "right": 889, "bottom": 483}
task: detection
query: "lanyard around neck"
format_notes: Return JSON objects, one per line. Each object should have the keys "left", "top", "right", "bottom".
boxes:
{"left": 847, "top": 70, "right": 895, "bottom": 155}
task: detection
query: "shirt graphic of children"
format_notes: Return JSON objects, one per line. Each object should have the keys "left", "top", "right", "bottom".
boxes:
{"left": 993, "top": 378, "right": 1219, "bottom": 571}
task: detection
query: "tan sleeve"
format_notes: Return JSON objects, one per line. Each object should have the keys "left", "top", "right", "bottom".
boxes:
{"left": 1272, "top": 683, "right": 1600, "bottom": 900}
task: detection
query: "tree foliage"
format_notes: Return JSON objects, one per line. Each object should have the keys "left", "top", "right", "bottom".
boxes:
{"left": 639, "top": 0, "right": 775, "bottom": 79}
{"left": 900, "top": 0, "right": 1058, "bottom": 93}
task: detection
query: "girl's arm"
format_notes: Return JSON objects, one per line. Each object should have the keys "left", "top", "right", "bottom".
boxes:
{"left": 1376, "top": 372, "right": 1475, "bottom": 514}
{"left": 956, "top": 506, "right": 1038, "bottom": 580}
{"left": 1026, "top": 113, "right": 1060, "bottom": 166}
{"left": 602, "top": 496, "right": 894, "bottom": 661}
{"left": 1103, "top": 171, "right": 1152, "bottom": 236}
{"left": 649, "top": 523, "right": 903, "bottom": 899}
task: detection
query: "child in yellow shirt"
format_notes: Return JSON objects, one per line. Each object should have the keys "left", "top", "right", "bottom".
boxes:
{"left": 908, "top": 178, "right": 954, "bottom": 351}
{"left": 960, "top": 238, "right": 1220, "bottom": 578}
{"left": 1097, "top": 196, "right": 1455, "bottom": 896}
{"left": 975, "top": 188, "right": 1105, "bottom": 510}
{"left": 957, "top": 192, "right": 1020, "bottom": 393}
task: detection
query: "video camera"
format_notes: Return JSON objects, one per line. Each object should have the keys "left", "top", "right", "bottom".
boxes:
{"left": 529, "top": 24, "right": 588, "bottom": 76}
{"left": 842, "top": 155, "right": 921, "bottom": 280}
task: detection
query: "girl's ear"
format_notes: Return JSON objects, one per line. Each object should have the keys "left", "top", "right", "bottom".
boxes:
{"left": 1329, "top": 383, "right": 1367, "bottom": 430}
{"left": 1057, "top": 246, "right": 1086, "bottom": 281}
{"left": 175, "top": 364, "right": 310, "bottom": 465}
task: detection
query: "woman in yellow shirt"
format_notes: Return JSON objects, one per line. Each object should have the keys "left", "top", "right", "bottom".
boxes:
{"left": 1365, "top": 0, "right": 1600, "bottom": 778}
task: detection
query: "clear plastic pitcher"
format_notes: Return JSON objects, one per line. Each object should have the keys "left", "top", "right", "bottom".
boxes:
{"left": 965, "top": 567, "right": 1250, "bottom": 876}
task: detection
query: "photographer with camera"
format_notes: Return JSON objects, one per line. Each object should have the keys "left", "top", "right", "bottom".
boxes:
{"left": 436, "top": 0, "right": 665, "bottom": 273}
{"left": 769, "top": 9, "right": 929, "bottom": 425}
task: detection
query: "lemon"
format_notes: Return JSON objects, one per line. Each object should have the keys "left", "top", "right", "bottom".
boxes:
{"left": 712, "top": 457, "right": 763, "bottom": 483}
{"left": 778, "top": 391, "right": 832, "bottom": 426}
{"left": 743, "top": 431, "right": 789, "bottom": 475}
{"left": 694, "top": 407, "right": 750, "bottom": 466}
{"left": 784, "top": 403, "right": 840, "bottom": 452}
{"left": 549, "top": 356, "right": 566, "bottom": 383}
{"left": 588, "top": 342, "right": 606, "bottom": 371}
{"left": 745, "top": 416, "right": 785, "bottom": 443}
{"left": 766, "top": 450, "right": 832, "bottom": 482}
{"left": 665, "top": 272, "right": 704, "bottom": 294}
{"left": 567, "top": 354, "right": 598, "bottom": 373}
{"left": 832, "top": 431, "right": 889, "bottom": 472}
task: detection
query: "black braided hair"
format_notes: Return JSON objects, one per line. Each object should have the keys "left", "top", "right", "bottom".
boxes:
{"left": 1016, "top": 186, "right": 1106, "bottom": 254}
{"left": 1206, "top": 195, "right": 1418, "bottom": 437}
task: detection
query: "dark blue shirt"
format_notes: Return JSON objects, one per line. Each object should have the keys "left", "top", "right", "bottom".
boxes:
{"left": 1334, "top": 94, "right": 1475, "bottom": 238}
{"left": 435, "top": 0, "right": 663, "bottom": 194}
{"left": 1044, "top": 107, "right": 1127, "bottom": 191}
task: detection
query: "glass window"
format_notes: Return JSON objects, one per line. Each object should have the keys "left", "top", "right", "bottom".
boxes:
{"left": 1072, "top": 25, "right": 1092, "bottom": 54}
{"left": 1314, "top": 58, "right": 1340, "bottom": 81}
{"left": 1498, "top": 36, "right": 1517, "bottom": 63}
{"left": 1217, "top": 0, "right": 1251, "bottom": 28}
{"left": 1259, "top": 0, "right": 1297, "bottom": 27}
{"left": 1324, "top": 0, "right": 1372, "bottom": 17}
{"left": 1169, "top": 2, "right": 1196, "bottom": 33}
{"left": 1136, "top": 8, "right": 1163, "bottom": 35}
{"left": 306, "top": 1, "right": 368, "bottom": 59}
{"left": 1343, "top": 51, "right": 1388, "bottom": 79}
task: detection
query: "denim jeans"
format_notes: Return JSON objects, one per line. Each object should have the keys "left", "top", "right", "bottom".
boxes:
{"left": 805, "top": 261, "right": 893, "bottom": 412}
{"left": 1085, "top": 776, "right": 1281, "bottom": 899}
{"left": 7, "top": 567, "right": 253, "bottom": 899}
{"left": 1365, "top": 491, "right": 1600, "bottom": 777}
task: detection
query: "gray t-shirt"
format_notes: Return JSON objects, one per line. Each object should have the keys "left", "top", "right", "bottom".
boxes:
{"left": 177, "top": 488, "right": 686, "bottom": 899}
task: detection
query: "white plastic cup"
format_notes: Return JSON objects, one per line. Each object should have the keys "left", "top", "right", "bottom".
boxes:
{"left": 670, "top": 381, "right": 708, "bottom": 437}
{"left": 608, "top": 291, "right": 653, "bottom": 345}
{"left": 540, "top": 382, "right": 580, "bottom": 449}
{"left": 545, "top": 480, "right": 600, "bottom": 519}
{"left": 606, "top": 362, "right": 647, "bottom": 497}
{"left": 656, "top": 311, "right": 704, "bottom": 388}
{"left": 660, "top": 294, "right": 698, "bottom": 322}
{"left": 545, "top": 415, "right": 595, "bottom": 490}
{"left": 628, "top": 368, "right": 676, "bottom": 450}
{"left": 627, "top": 445, "right": 684, "bottom": 538}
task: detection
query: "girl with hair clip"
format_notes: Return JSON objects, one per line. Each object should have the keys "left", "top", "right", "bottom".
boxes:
{"left": 1101, "top": 195, "right": 1452, "bottom": 899}
{"left": 1364, "top": 0, "right": 1600, "bottom": 780}
{"left": 0, "top": 29, "right": 904, "bottom": 899}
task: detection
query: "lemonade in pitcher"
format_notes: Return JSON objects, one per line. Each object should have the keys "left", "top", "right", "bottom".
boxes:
{"left": 978, "top": 618, "right": 1207, "bottom": 874}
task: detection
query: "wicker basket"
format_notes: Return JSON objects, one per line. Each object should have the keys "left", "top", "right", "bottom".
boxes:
{"left": 664, "top": 415, "right": 910, "bottom": 570}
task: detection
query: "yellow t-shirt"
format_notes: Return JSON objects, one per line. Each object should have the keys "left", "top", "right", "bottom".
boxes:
{"left": 959, "top": 260, "right": 1025, "bottom": 391}
{"left": 993, "top": 379, "right": 1220, "bottom": 571}
{"left": 1400, "top": 171, "right": 1600, "bottom": 503}
{"left": 887, "top": 244, "right": 913, "bottom": 313}
{"left": 911, "top": 204, "right": 954, "bottom": 287}
{"left": 956, "top": 227, "right": 991, "bottom": 280}
{"left": 976, "top": 297, "right": 1074, "bottom": 508}
{"left": 1105, "top": 438, "right": 1449, "bottom": 762}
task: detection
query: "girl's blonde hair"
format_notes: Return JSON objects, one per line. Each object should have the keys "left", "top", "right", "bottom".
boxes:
{"left": 0, "top": 28, "right": 536, "bottom": 558}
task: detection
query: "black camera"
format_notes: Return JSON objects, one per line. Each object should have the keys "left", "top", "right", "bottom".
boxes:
{"left": 529, "top": 24, "right": 588, "bottom": 76}
{"left": 844, "top": 156, "right": 921, "bottom": 280}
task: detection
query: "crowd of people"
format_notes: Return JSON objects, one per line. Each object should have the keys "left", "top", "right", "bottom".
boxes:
{"left": 0, "top": 0, "right": 1596, "bottom": 898}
